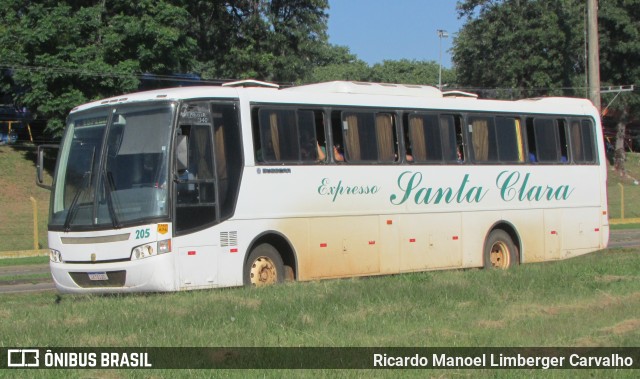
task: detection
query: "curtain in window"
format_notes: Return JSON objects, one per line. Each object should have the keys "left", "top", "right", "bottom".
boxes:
{"left": 515, "top": 119, "right": 524, "bottom": 162}
{"left": 269, "top": 112, "right": 280, "bottom": 161}
{"left": 409, "top": 116, "right": 426, "bottom": 161}
{"left": 471, "top": 119, "right": 489, "bottom": 161}
{"left": 440, "top": 116, "right": 455, "bottom": 161}
{"left": 570, "top": 121, "right": 583, "bottom": 161}
{"left": 192, "top": 126, "right": 213, "bottom": 179}
{"left": 344, "top": 114, "right": 360, "bottom": 161}
{"left": 376, "top": 114, "right": 395, "bottom": 161}
{"left": 214, "top": 125, "right": 226, "bottom": 180}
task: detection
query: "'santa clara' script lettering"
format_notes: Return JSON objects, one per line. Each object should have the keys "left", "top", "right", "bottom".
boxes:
{"left": 390, "top": 171, "right": 487, "bottom": 205}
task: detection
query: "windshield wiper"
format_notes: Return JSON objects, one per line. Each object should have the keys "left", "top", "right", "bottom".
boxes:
{"left": 63, "top": 171, "right": 91, "bottom": 232}
{"left": 103, "top": 171, "right": 121, "bottom": 229}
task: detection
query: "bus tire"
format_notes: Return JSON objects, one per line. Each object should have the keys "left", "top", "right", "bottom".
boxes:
{"left": 243, "top": 243, "right": 285, "bottom": 286}
{"left": 483, "top": 230, "right": 518, "bottom": 269}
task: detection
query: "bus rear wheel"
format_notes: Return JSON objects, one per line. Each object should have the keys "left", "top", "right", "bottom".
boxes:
{"left": 243, "top": 243, "right": 284, "bottom": 286}
{"left": 483, "top": 230, "right": 518, "bottom": 269}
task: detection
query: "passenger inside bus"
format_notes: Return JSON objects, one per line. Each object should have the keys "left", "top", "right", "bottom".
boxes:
{"left": 333, "top": 144, "right": 344, "bottom": 162}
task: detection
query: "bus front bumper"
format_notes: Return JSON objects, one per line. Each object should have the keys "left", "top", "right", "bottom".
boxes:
{"left": 50, "top": 253, "right": 176, "bottom": 293}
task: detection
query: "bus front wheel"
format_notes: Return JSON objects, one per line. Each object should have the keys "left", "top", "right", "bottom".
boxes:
{"left": 243, "top": 243, "right": 285, "bottom": 286}
{"left": 483, "top": 230, "right": 518, "bottom": 269}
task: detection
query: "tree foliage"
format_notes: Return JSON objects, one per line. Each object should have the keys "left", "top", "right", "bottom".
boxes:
{"left": 454, "top": 0, "right": 640, "bottom": 172}
{"left": 453, "top": 0, "right": 585, "bottom": 99}
{"left": 0, "top": 0, "right": 330, "bottom": 135}
{"left": 454, "top": 0, "right": 640, "bottom": 103}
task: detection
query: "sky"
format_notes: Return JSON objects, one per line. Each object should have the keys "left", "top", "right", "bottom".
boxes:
{"left": 327, "top": 0, "right": 464, "bottom": 68}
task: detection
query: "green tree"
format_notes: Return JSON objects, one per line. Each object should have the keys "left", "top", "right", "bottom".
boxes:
{"left": 0, "top": 0, "right": 331, "bottom": 135}
{"left": 0, "top": 0, "right": 197, "bottom": 135}
{"left": 598, "top": 0, "right": 640, "bottom": 173}
{"left": 453, "top": 0, "right": 585, "bottom": 99}
{"left": 370, "top": 59, "right": 454, "bottom": 87}
{"left": 189, "top": 0, "right": 330, "bottom": 83}
{"left": 454, "top": 0, "right": 640, "bottom": 174}
{"left": 304, "top": 44, "right": 371, "bottom": 82}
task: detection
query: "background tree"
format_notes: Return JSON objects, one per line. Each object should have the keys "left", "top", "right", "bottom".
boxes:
{"left": 304, "top": 44, "right": 371, "bottom": 82}
{"left": 370, "top": 59, "right": 455, "bottom": 87}
{"left": 454, "top": 0, "right": 640, "bottom": 174}
{"left": 598, "top": 0, "right": 640, "bottom": 174}
{"left": 453, "top": 0, "right": 585, "bottom": 99}
{"left": 188, "top": 0, "right": 330, "bottom": 83}
{"left": 0, "top": 0, "right": 331, "bottom": 136}
{"left": 0, "top": 0, "right": 197, "bottom": 135}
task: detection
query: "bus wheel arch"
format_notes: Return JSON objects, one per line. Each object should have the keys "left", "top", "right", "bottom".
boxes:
{"left": 244, "top": 232, "right": 297, "bottom": 285}
{"left": 483, "top": 223, "right": 521, "bottom": 269}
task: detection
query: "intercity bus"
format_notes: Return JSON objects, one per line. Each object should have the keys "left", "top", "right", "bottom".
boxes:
{"left": 36, "top": 80, "right": 609, "bottom": 293}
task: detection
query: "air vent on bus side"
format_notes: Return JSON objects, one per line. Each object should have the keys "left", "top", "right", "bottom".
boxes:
{"left": 220, "top": 231, "right": 238, "bottom": 247}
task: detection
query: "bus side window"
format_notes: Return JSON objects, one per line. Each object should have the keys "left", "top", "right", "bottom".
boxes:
{"left": 557, "top": 119, "right": 569, "bottom": 163}
{"left": 330, "top": 111, "right": 345, "bottom": 162}
{"left": 468, "top": 116, "right": 498, "bottom": 162}
{"left": 338, "top": 111, "right": 397, "bottom": 163}
{"left": 440, "top": 114, "right": 463, "bottom": 163}
{"left": 528, "top": 118, "right": 568, "bottom": 163}
{"left": 407, "top": 113, "right": 444, "bottom": 162}
{"left": 495, "top": 117, "right": 525, "bottom": 163}
{"left": 570, "top": 119, "right": 596, "bottom": 164}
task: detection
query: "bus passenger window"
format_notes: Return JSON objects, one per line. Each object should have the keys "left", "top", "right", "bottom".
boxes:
{"left": 337, "top": 111, "right": 397, "bottom": 163}
{"left": 407, "top": 113, "right": 443, "bottom": 162}
{"left": 495, "top": 117, "right": 524, "bottom": 163}
{"left": 558, "top": 119, "right": 569, "bottom": 163}
{"left": 254, "top": 108, "right": 326, "bottom": 164}
{"left": 469, "top": 116, "right": 497, "bottom": 162}
{"left": 529, "top": 118, "right": 566, "bottom": 163}
{"left": 330, "top": 111, "right": 344, "bottom": 162}
{"left": 375, "top": 113, "right": 397, "bottom": 162}
{"left": 570, "top": 119, "right": 596, "bottom": 164}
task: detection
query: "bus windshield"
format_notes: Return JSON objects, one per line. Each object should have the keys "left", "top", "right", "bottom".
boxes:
{"left": 50, "top": 103, "right": 175, "bottom": 230}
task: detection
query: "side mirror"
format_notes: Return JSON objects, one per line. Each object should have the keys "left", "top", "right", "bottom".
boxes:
{"left": 36, "top": 144, "right": 58, "bottom": 190}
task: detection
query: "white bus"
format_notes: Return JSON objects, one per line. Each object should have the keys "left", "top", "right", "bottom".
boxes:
{"left": 37, "top": 80, "right": 609, "bottom": 293}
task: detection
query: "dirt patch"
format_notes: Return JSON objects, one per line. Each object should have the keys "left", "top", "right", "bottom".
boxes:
{"left": 475, "top": 320, "right": 505, "bottom": 329}
{"left": 601, "top": 319, "right": 640, "bottom": 335}
{"left": 595, "top": 275, "right": 635, "bottom": 283}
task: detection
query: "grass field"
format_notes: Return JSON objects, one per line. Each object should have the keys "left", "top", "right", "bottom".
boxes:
{"left": 1, "top": 248, "right": 640, "bottom": 377}
{"left": 607, "top": 151, "right": 640, "bottom": 219}
{"left": 0, "top": 145, "right": 52, "bottom": 251}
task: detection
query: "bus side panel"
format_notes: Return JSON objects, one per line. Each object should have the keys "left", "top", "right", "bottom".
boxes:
{"left": 544, "top": 209, "right": 563, "bottom": 260}
{"left": 510, "top": 209, "right": 545, "bottom": 263}
{"left": 306, "top": 216, "right": 380, "bottom": 279}
{"left": 399, "top": 213, "right": 462, "bottom": 272}
{"left": 561, "top": 207, "right": 602, "bottom": 258}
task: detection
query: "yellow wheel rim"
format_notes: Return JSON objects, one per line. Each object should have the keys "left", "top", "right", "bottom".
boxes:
{"left": 490, "top": 241, "right": 510, "bottom": 269}
{"left": 249, "top": 256, "right": 278, "bottom": 286}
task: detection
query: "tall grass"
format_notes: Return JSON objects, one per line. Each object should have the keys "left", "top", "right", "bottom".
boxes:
{"left": 0, "top": 145, "right": 52, "bottom": 251}
{"left": 2, "top": 248, "right": 639, "bottom": 378}
{"left": 608, "top": 152, "right": 640, "bottom": 219}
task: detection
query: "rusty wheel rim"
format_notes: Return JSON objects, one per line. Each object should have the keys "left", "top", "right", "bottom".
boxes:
{"left": 249, "top": 256, "right": 277, "bottom": 286}
{"left": 490, "top": 241, "right": 510, "bottom": 269}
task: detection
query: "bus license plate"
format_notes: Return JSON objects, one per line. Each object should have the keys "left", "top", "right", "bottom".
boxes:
{"left": 88, "top": 272, "right": 109, "bottom": 281}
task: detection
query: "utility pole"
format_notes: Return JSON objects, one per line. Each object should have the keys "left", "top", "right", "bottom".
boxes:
{"left": 587, "top": 0, "right": 601, "bottom": 111}
{"left": 437, "top": 29, "right": 448, "bottom": 91}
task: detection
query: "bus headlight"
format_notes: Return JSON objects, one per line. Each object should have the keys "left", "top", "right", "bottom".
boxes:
{"left": 49, "top": 249, "right": 62, "bottom": 263}
{"left": 131, "top": 243, "right": 155, "bottom": 260}
{"left": 130, "top": 240, "right": 171, "bottom": 261}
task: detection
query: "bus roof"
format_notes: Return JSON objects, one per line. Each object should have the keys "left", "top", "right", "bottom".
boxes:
{"left": 70, "top": 81, "right": 598, "bottom": 117}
